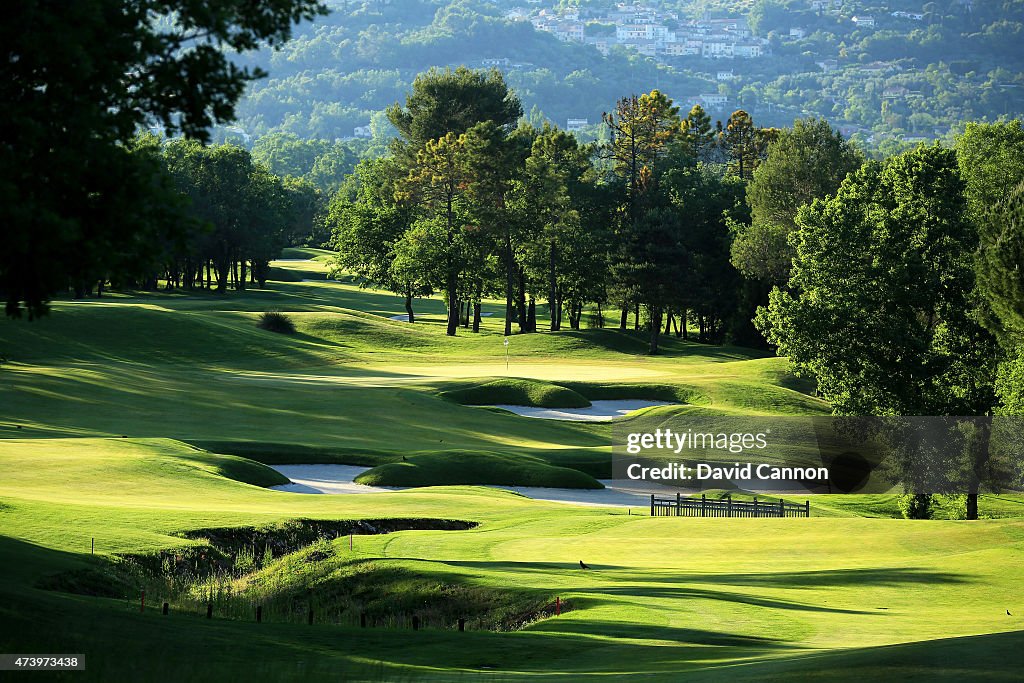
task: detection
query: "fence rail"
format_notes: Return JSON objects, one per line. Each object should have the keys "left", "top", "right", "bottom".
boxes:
{"left": 650, "top": 494, "right": 809, "bottom": 518}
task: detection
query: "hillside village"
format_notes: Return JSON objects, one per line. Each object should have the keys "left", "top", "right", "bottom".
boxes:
{"left": 521, "top": 3, "right": 767, "bottom": 60}
{"left": 517, "top": 1, "right": 930, "bottom": 63}
{"left": 483, "top": 1, "right": 978, "bottom": 140}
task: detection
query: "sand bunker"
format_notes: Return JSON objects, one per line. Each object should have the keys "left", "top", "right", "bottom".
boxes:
{"left": 488, "top": 399, "right": 675, "bottom": 422}
{"left": 270, "top": 464, "right": 678, "bottom": 507}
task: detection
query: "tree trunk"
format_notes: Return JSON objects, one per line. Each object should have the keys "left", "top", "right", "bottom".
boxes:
{"left": 549, "top": 239, "right": 558, "bottom": 331}
{"left": 681, "top": 306, "right": 688, "bottom": 339}
{"left": 446, "top": 279, "right": 458, "bottom": 336}
{"left": 634, "top": 302, "right": 640, "bottom": 331}
{"left": 239, "top": 259, "right": 248, "bottom": 291}
{"left": 966, "top": 418, "right": 992, "bottom": 520}
{"left": 619, "top": 302, "right": 628, "bottom": 331}
{"left": 404, "top": 289, "right": 415, "bottom": 324}
{"left": 555, "top": 287, "right": 564, "bottom": 330}
{"left": 473, "top": 280, "right": 482, "bottom": 332}
{"left": 504, "top": 233, "right": 515, "bottom": 336}
{"left": 517, "top": 266, "right": 528, "bottom": 333}
{"left": 649, "top": 305, "right": 661, "bottom": 354}
{"left": 664, "top": 311, "right": 673, "bottom": 335}
{"left": 527, "top": 298, "right": 536, "bottom": 332}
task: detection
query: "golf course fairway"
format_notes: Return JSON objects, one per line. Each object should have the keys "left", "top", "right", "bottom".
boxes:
{"left": 1, "top": 257, "right": 1021, "bottom": 681}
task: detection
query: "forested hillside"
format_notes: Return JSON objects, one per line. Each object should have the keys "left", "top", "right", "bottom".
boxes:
{"left": 224, "top": 0, "right": 1024, "bottom": 152}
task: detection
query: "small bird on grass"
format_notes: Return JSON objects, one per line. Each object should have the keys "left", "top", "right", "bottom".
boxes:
{"left": 579, "top": 560, "right": 590, "bottom": 570}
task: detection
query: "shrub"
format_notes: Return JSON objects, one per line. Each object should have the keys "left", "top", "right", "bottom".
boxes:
{"left": 257, "top": 311, "right": 296, "bottom": 334}
{"left": 935, "top": 494, "right": 968, "bottom": 520}
{"left": 898, "top": 493, "right": 933, "bottom": 519}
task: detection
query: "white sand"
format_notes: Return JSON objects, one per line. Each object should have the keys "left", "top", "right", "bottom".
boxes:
{"left": 270, "top": 465, "right": 397, "bottom": 495}
{"left": 269, "top": 464, "right": 678, "bottom": 507}
{"left": 488, "top": 400, "right": 675, "bottom": 422}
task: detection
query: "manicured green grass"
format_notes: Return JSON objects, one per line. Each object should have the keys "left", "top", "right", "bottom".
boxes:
{"left": 1, "top": 253, "right": 1022, "bottom": 680}
{"left": 440, "top": 378, "right": 591, "bottom": 408}
{"left": 354, "top": 450, "right": 602, "bottom": 489}
{"left": 0, "top": 438, "right": 1022, "bottom": 681}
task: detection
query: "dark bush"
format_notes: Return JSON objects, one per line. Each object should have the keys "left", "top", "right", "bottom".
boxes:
{"left": 898, "top": 493, "right": 934, "bottom": 519}
{"left": 257, "top": 311, "right": 296, "bottom": 334}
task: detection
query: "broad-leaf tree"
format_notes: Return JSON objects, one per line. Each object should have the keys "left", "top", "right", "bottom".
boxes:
{"left": 1, "top": 0, "right": 327, "bottom": 318}
{"left": 756, "top": 145, "right": 1000, "bottom": 518}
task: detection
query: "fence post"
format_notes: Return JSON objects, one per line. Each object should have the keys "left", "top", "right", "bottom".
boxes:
{"left": 676, "top": 492, "right": 681, "bottom": 516}
{"left": 753, "top": 497, "right": 758, "bottom": 517}
{"left": 805, "top": 500, "right": 810, "bottom": 518}
{"left": 727, "top": 495, "right": 732, "bottom": 518}
{"left": 650, "top": 494, "right": 655, "bottom": 516}
{"left": 780, "top": 498, "right": 785, "bottom": 517}
{"left": 701, "top": 494, "right": 706, "bottom": 517}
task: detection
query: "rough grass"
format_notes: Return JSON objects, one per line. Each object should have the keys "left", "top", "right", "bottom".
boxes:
{"left": 440, "top": 378, "right": 591, "bottom": 408}
{"left": 354, "top": 450, "right": 603, "bottom": 489}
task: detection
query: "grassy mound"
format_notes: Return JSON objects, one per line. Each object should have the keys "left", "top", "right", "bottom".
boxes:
{"left": 558, "top": 381, "right": 705, "bottom": 405}
{"left": 354, "top": 451, "right": 603, "bottom": 489}
{"left": 440, "top": 378, "right": 590, "bottom": 408}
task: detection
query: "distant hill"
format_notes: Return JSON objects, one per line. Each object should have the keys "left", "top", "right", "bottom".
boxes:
{"left": 224, "top": 0, "right": 1024, "bottom": 150}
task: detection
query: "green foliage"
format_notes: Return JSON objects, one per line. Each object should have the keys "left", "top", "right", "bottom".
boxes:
{"left": 353, "top": 450, "right": 603, "bottom": 488}
{"left": 440, "top": 378, "right": 590, "bottom": 408}
{"left": 257, "top": 311, "right": 297, "bottom": 335}
{"left": 163, "top": 140, "right": 318, "bottom": 290}
{"left": 1, "top": 0, "right": 327, "bottom": 318}
{"left": 758, "top": 145, "right": 996, "bottom": 417}
{"left": 387, "top": 67, "right": 523, "bottom": 153}
{"left": 733, "top": 118, "right": 862, "bottom": 285}
{"left": 898, "top": 493, "right": 934, "bottom": 520}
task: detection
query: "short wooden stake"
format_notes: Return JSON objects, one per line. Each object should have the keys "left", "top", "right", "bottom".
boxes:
{"left": 458, "top": 618, "right": 465, "bottom": 632}
{"left": 556, "top": 596, "right": 561, "bottom": 616}
{"left": 412, "top": 615, "right": 419, "bottom": 631}
{"left": 308, "top": 608, "right": 314, "bottom": 625}
{"left": 162, "top": 602, "right": 168, "bottom": 615}
{"left": 360, "top": 612, "right": 367, "bottom": 628}
{"left": 206, "top": 603, "right": 213, "bottom": 619}
{"left": 256, "top": 605, "right": 262, "bottom": 623}
{"left": 91, "top": 538, "right": 94, "bottom": 555}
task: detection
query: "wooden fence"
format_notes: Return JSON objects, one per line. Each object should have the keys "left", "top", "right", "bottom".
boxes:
{"left": 650, "top": 493, "right": 809, "bottom": 518}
